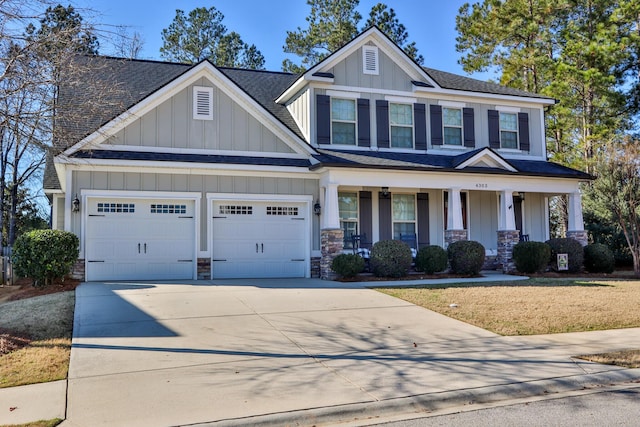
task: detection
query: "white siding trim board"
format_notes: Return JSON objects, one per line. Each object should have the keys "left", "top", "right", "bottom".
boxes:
{"left": 90, "top": 144, "right": 308, "bottom": 159}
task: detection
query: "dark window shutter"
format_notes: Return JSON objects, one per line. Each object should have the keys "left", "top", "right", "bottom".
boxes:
{"left": 417, "top": 193, "right": 430, "bottom": 247}
{"left": 359, "top": 191, "right": 372, "bottom": 245}
{"left": 430, "top": 104, "right": 443, "bottom": 146}
{"left": 463, "top": 107, "right": 475, "bottom": 148}
{"left": 414, "top": 103, "right": 427, "bottom": 150}
{"left": 488, "top": 109, "right": 500, "bottom": 149}
{"left": 316, "top": 94, "right": 330, "bottom": 145}
{"left": 376, "top": 100, "right": 389, "bottom": 148}
{"left": 357, "top": 98, "right": 370, "bottom": 147}
{"left": 518, "top": 112, "right": 530, "bottom": 151}
{"left": 378, "top": 191, "right": 392, "bottom": 241}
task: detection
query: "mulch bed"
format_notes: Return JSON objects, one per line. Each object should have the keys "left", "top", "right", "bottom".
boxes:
{"left": 0, "top": 329, "right": 32, "bottom": 356}
{"left": 0, "top": 277, "right": 81, "bottom": 303}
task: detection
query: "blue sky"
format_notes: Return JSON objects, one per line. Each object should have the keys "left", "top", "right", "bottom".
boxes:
{"left": 74, "top": 0, "right": 486, "bottom": 77}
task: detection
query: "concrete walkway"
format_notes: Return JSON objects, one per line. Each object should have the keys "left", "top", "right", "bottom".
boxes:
{"left": 2, "top": 275, "right": 640, "bottom": 426}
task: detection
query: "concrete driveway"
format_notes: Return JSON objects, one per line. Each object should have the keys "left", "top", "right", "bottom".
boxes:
{"left": 63, "top": 279, "right": 640, "bottom": 427}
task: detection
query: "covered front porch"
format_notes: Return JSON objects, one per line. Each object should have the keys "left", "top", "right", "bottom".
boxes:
{"left": 316, "top": 167, "right": 587, "bottom": 279}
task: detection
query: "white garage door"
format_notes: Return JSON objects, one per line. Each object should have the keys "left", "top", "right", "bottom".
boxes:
{"left": 85, "top": 198, "right": 196, "bottom": 281}
{"left": 211, "top": 201, "right": 308, "bottom": 279}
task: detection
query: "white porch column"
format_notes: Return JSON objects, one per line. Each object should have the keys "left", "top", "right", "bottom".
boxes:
{"left": 447, "top": 188, "right": 464, "bottom": 230}
{"left": 321, "top": 183, "right": 340, "bottom": 230}
{"left": 567, "top": 191, "right": 588, "bottom": 246}
{"left": 567, "top": 191, "right": 585, "bottom": 232}
{"left": 498, "top": 190, "right": 516, "bottom": 231}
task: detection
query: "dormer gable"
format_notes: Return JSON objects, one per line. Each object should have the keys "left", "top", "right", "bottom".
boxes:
{"left": 453, "top": 148, "right": 517, "bottom": 172}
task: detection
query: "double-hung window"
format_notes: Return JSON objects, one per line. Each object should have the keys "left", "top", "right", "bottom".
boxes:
{"left": 331, "top": 98, "right": 356, "bottom": 145}
{"left": 389, "top": 103, "right": 413, "bottom": 148}
{"left": 443, "top": 107, "right": 463, "bottom": 146}
{"left": 499, "top": 112, "right": 518, "bottom": 149}
{"left": 392, "top": 194, "right": 416, "bottom": 240}
{"left": 338, "top": 192, "right": 358, "bottom": 248}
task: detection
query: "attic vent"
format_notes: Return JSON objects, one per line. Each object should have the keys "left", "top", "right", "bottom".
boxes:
{"left": 363, "top": 45, "right": 379, "bottom": 75}
{"left": 193, "top": 86, "right": 213, "bottom": 120}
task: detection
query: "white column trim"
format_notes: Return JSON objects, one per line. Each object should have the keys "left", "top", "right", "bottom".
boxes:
{"left": 322, "top": 183, "right": 341, "bottom": 229}
{"left": 498, "top": 190, "right": 516, "bottom": 230}
{"left": 447, "top": 188, "right": 464, "bottom": 230}
{"left": 567, "top": 191, "right": 585, "bottom": 231}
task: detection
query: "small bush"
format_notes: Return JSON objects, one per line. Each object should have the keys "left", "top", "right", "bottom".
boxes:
{"left": 12, "top": 229, "right": 79, "bottom": 287}
{"left": 447, "top": 240, "right": 485, "bottom": 276}
{"left": 331, "top": 253, "right": 365, "bottom": 278}
{"left": 370, "top": 240, "right": 413, "bottom": 278}
{"left": 584, "top": 243, "right": 615, "bottom": 274}
{"left": 415, "top": 245, "right": 448, "bottom": 274}
{"left": 513, "top": 241, "right": 551, "bottom": 274}
{"left": 545, "top": 238, "right": 584, "bottom": 273}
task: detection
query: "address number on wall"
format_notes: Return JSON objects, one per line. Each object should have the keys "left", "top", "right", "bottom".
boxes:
{"left": 475, "top": 183, "right": 488, "bottom": 189}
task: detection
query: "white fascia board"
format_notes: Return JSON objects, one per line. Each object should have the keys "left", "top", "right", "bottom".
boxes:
{"left": 318, "top": 167, "right": 582, "bottom": 194}
{"left": 90, "top": 144, "right": 308, "bottom": 159}
{"left": 64, "top": 61, "right": 315, "bottom": 157}
{"left": 455, "top": 149, "right": 518, "bottom": 172}
{"left": 277, "top": 28, "right": 437, "bottom": 103}
{"left": 414, "top": 86, "right": 555, "bottom": 106}
{"left": 81, "top": 189, "right": 201, "bottom": 199}
{"left": 59, "top": 158, "right": 320, "bottom": 180}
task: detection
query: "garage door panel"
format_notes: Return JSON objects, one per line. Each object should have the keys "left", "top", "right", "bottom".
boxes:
{"left": 212, "top": 200, "right": 308, "bottom": 279}
{"left": 86, "top": 197, "right": 196, "bottom": 281}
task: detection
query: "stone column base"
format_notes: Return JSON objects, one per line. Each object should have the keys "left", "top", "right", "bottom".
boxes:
{"left": 69, "top": 259, "right": 85, "bottom": 281}
{"left": 445, "top": 229, "right": 467, "bottom": 246}
{"left": 321, "top": 228, "right": 344, "bottom": 280}
{"left": 498, "top": 230, "right": 520, "bottom": 273}
{"left": 310, "top": 257, "right": 321, "bottom": 278}
{"left": 197, "top": 258, "right": 211, "bottom": 280}
{"left": 567, "top": 230, "right": 588, "bottom": 246}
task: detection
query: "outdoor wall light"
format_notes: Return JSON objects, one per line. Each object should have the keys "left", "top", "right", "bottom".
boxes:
{"left": 72, "top": 194, "right": 80, "bottom": 213}
{"left": 518, "top": 191, "right": 526, "bottom": 201}
{"left": 314, "top": 200, "right": 321, "bottom": 216}
{"left": 381, "top": 186, "right": 390, "bottom": 197}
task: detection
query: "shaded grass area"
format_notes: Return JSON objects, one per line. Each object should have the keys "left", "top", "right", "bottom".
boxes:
{"left": 375, "top": 278, "right": 640, "bottom": 335}
{"left": 0, "top": 419, "right": 63, "bottom": 427}
{"left": 0, "top": 292, "right": 74, "bottom": 388}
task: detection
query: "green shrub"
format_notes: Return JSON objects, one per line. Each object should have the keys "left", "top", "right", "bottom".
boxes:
{"left": 584, "top": 243, "right": 615, "bottom": 274}
{"left": 545, "top": 238, "right": 584, "bottom": 273}
{"left": 415, "top": 245, "right": 448, "bottom": 274}
{"left": 12, "top": 229, "right": 79, "bottom": 287}
{"left": 447, "top": 240, "right": 485, "bottom": 276}
{"left": 370, "top": 240, "right": 413, "bottom": 278}
{"left": 331, "top": 253, "right": 365, "bottom": 278}
{"left": 513, "top": 241, "right": 551, "bottom": 274}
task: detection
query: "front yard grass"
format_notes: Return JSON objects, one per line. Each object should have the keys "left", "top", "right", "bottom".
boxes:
{"left": 0, "top": 292, "right": 74, "bottom": 388}
{"left": 375, "top": 278, "right": 640, "bottom": 335}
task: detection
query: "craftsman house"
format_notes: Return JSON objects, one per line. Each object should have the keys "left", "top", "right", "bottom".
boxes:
{"left": 44, "top": 27, "right": 590, "bottom": 281}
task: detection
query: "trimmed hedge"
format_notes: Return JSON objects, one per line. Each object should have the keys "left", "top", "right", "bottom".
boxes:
{"left": 513, "top": 241, "right": 551, "bottom": 274}
{"left": 415, "top": 245, "right": 448, "bottom": 274}
{"left": 545, "top": 238, "right": 584, "bottom": 273}
{"left": 584, "top": 243, "right": 615, "bottom": 274}
{"left": 447, "top": 240, "right": 485, "bottom": 276}
{"left": 12, "top": 229, "right": 79, "bottom": 287}
{"left": 331, "top": 253, "right": 365, "bottom": 278}
{"left": 370, "top": 240, "right": 413, "bottom": 278}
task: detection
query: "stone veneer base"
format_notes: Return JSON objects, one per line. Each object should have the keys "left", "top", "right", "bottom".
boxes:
{"left": 567, "top": 230, "right": 588, "bottom": 247}
{"left": 497, "top": 230, "right": 520, "bottom": 273}
{"left": 320, "top": 228, "right": 344, "bottom": 280}
{"left": 444, "top": 229, "right": 467, "bottom": 246}
{"left": 197, "top": 258, "right": 211, "bottom": 280}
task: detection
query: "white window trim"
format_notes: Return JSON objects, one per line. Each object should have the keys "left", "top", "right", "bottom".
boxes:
{"left": 388, "top": 102, "right": 414, "bottom": 149}
{"left": 442, "top": 106, "right": 464, "bottom": 147}
{"left": 438, "top": 100, "right": 466, "bottom": 108}
{"left": 362, "top": 45, "right": 379, "bottom": 75}
{"left": 495, "top": 105, "right": 521, "bottom": 113}
{"left": 392, "top": 193, "right": 417, "bottom": 240}
{"left": 499, "top": 111, "right": 519, "bottom": 150}
{"left": 338, "top": 191, "right": 360, "bottom": 248}
{"left": 193, "top": 86, "right": 214, "bottom": 120}
{"left": 326, "top": 90, "right": 360, "bottom": 99}
{"left": 331, "top": 97, "right": 358, "bottom": 146}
